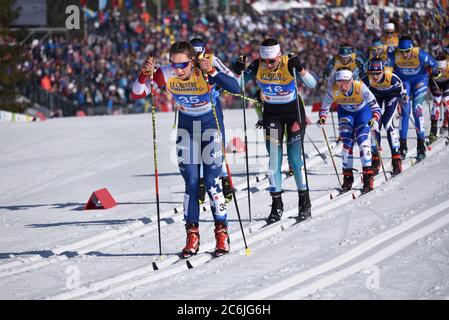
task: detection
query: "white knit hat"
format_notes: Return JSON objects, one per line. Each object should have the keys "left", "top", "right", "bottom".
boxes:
{"left": 384, "top": 23, "right": 395, "bottom": 31}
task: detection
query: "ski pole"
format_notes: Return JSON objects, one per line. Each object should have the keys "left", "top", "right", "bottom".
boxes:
{"left": 292, "top": 68, "right": 310, "bottom": 195}
{"left": 224, "top": 90, "right": 262, "bottom": 106}
{"left": 255, "top": 103, "right": 264, "bottom": 165}
{"left": 371, "top": 128, "right": 388, "bottom": 182}
{"left": 325, "top": 78, "right": 338, "bottom": 141}
{"left": 240, "top": 56, "right": 252, "bottom": 222}
{"left": 198, "top": 60, "right": 250, "bottom": 256}
{"left": 147, "top": 57, "right": 162, "bottom": 256}
{"left": 172, "top": 107, "right": 178, "bottom": 129}
{"left": 331, "top": 103, "right": 338, "bottom": 142}
{"left": 305, "top": 131, "right": 328, "bottom": 163}
{"left": 426, "top": 88, "right": 432, "bottom": 118}
{"left": 321, "top": 126, "right": 342, "bottom": 186}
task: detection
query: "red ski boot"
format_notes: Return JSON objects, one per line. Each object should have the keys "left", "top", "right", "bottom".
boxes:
{"left": 181, "top": 224, "right": 200, "bottom": 258}
{"left": 214, "top": 222, "right": 230, "bottom": 257}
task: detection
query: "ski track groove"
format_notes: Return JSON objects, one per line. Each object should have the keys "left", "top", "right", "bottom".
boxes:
{"left": 0, "top": 140, "right": 338, "bottom": 280}
{"left": 274, "top": 205, "right": 449, "bottom": 299}
{"left": 47, "top": 137, "right": 447, "bottom": 300}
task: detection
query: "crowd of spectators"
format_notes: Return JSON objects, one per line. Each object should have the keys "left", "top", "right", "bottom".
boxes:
{"left": 17, "top": 2, "right": 449, "bottom": 116}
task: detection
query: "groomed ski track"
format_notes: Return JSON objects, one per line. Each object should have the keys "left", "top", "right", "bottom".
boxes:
{"left": 1, "top": 107, "right": 448, "bottom": 300}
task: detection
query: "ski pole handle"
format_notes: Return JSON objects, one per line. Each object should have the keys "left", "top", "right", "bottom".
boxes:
{"left": 141, "top": 56, "right": 155, "bottom": 79}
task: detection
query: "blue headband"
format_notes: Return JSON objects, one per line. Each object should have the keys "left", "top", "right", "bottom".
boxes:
{"left": 398, "top": 39, "right": 413, "bottom": 51}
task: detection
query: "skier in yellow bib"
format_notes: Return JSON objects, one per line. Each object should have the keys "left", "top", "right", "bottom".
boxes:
{"left": 233, "top": 39, "right": 317, "bottom": 223}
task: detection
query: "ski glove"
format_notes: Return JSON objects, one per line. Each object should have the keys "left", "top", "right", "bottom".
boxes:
{"left": 400, "top": 92, "right": 408, "bottom": 105}
{"left": 234, "top": 55, "right": 246, "bottom": 75}
{"left": 322, "top": 71, "right": 329, "bottom": 80}
{"left": 255, "top": 120, "right": 264, "bottom": 129}
{"left": 288, "top": 53, "right": 304, "bottom": 73}
{"left": 317, "top": 116, "right": 326, "bottom": 128}
{"left": 139, "top": 56, "right": 154, "bottom": 83}
{"left": 432, "top": 70, "right": 442, "bottom": 79}
{"left": 368, "top": 118, "right": 380, "bottom": 132}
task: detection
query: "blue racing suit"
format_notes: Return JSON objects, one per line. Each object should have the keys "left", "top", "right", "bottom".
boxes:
{"left": 387, "top": 47, "right": 437, "bottom": 140}
{"left": 131, "top": 64, "right": 240, "bottom": 224}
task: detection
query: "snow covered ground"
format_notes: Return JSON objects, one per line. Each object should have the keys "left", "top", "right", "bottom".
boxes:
{"left": 1, "top": 104, "right": 449, "bottom": 300}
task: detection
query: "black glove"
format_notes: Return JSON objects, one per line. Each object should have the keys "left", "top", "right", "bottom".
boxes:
{"left": 400, "top": 92, "right": 408, "bottom": 105}
{"left": 322, "top": 71, "right": 329, "bottom": 80}
{"left": 233, "top": 55, "right": 246, "bottom": 75}
{"left": 432, "top": 70, "right": 442, "bottom": 79}
{"left": 288, "top": 53, "right": 304, "bottom": 72}
{"left": 255, "top": 120, "right": 264, "bottom": 129}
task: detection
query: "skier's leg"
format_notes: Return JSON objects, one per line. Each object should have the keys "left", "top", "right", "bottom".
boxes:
{"left": 177, "top": 127, "right": 201, "bottom": 225}
{"left": 355, "top": 107, "right": 374, "bottom": 192}
{"left": 265, "top": 122, "right": 285, "bottom": 224}
{"left": 411, "top": 77, "right": 428, "bottom": 159}
{"left": 265, "top": 122, "right": 284, "bottom": 193}
{"left": 338, "top": 109, "right": 355, "bottom": 191}
{"left": 399, "top": 80, "right": 412, "bottom": 141}
{"left": 383, "top": 96, "right": 401, "bottom": 156}
{"left": 411, "top": 77, "right": 428, "bottom": 141}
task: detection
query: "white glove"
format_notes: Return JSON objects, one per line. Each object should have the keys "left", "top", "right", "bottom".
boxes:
{"left": 368, "top": 118, "right": 380, "bottom": 132}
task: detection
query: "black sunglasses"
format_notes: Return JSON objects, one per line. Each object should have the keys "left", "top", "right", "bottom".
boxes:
{"left": 264, "top": 59, "right": 277, "bottom": 64}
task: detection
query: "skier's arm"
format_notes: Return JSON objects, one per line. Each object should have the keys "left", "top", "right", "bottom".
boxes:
{"left": 362, "top": 83, "right": 381, "bottom": 121}
{"left": 323, "top": 57, "right": 335, "bottom": 79}
{"left": 198, "top": 57, "right": 240, "bottom": 94}
{"left": 387, "top": 51, "right": 396, "bottom": 69}
{"left": 420, "top": 49, "right": 438, "bottom": 77}
{"left": 207, "top": 69, "right": 241, "bottom": 94}
{"left": 235, "top": 60, "right": 258, "bottom": 85}
{"left": 287, "top": 54, "right": 316, "bottom": 89}
{"left": 213, "top": 56, "right": 238, "bottom": 80}
{"left": 130, "top": 67, "right": 165, "bottom": 100}
{"left": 390, "top": 73, "right": 405, "bottom": 96}
{"left": 319, "top": 88, "right": 334, "bottom": 120}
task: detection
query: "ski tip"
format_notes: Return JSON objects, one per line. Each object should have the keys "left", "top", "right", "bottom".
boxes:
{"left": 152, "top": 261, "right": 159, "bottom": 271}
{"left": 186, "top": 260, "right": 194, "bottom": 269}
{"left": 245, "top": 248, "right": 251, "bottom": 256}
{"left": 352, "top": 193, "right": 357, "bottom": 200}
{"left": 174, "top": 208, "right": 179, "bottom": 214}
{"left": 330, "top": 193, "right": 333, "bottom": 200}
